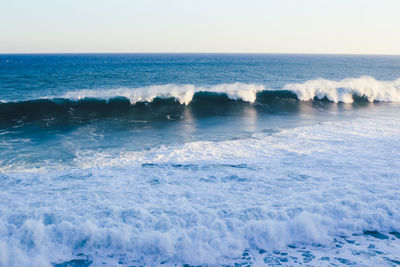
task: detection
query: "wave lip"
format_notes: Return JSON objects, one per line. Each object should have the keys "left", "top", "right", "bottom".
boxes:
{"left": 284, "top": 75, "right": 400, "bottom": 103}
{"left": 61, "top": 82, "right": 265, "bottom": 105}
{"left": 59, "top": 76, "right": 400, "bottom": 104}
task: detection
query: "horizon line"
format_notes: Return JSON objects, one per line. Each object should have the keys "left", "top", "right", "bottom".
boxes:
{"left": 1, "top": 52, "right": 400, "bottom": 56}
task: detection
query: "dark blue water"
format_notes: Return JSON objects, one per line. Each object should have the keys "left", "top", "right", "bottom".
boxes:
{"left": 2, "top": 53, "right": 400, "bottom": 101}
{"left": 1, "top": 54, "right": 400, "bottom": 266}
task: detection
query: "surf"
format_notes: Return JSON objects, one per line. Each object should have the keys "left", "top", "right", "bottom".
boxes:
{"left": 1, "top": 76, "right": 400, "bottom": 128}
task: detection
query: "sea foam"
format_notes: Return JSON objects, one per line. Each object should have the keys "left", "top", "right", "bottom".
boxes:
{"left": 1, "top": 115, "right": 400, "bottom": 266}
{"left": 61, "top": 82, "right": 264, "bottom": 105}
{"left": 284, "top": 75, "right": 400, "bottom": 103}
{"left": 56, "top": 76, "right": 400, "bottom": 105}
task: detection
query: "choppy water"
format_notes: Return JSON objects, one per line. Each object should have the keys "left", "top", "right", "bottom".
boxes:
{"left": 0, "top": 54, "right": 400, "bottom": 266}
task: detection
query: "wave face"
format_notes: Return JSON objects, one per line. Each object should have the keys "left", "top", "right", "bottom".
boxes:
{"left": 0, "top": 91, "right": 298, "bottom": 127}
{"left": 1, "top": 76, "right": 400, "bottom": 127}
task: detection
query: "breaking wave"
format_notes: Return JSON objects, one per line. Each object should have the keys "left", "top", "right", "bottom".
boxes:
{"left": 54, "top": 76, "right": 400, "bottom": 104}
{"left": 1, "top": 76, "right": 399, "bottom": 127}
{"left": 61, "top": 83, "right": 263, "bottom": 105}
{"left": 285, "top": 75, "right": 400, "bottom": 103}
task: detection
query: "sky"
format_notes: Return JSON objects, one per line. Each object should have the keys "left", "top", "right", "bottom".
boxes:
{"left": 1, "top": 0, "right": 400, "bottom": 54}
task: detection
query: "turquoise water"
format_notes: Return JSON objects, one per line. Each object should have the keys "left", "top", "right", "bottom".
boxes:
{"left": 0, "top": 54, "right": 400, "bottom": 266}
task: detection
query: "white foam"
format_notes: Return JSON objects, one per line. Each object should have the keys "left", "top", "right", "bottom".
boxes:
{"left": 1, "top": 114, "right": 400, "bottom": 266}
{"left": 57, "top": 76, "right": 400, "bottom": 105}
{"left": 284, "top": 75, "right": 400, "bottom": 103}
{"left": 61, "top": 82, "right": 265, "bottom": 105}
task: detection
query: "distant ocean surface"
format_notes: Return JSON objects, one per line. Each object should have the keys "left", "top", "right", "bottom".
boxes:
{"left": 1, "top": 54, "right": 400, "bottom": 266}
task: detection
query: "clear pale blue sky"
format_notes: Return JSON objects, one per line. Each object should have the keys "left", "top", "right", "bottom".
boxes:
{"left": 1, "top": 0, "right": 399, "bottom": 54}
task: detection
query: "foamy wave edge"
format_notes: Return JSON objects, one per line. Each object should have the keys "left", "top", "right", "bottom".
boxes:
{"left": 46, "top": 76, "right": 400, "bottom": 105}
{"left": 61, "top": 83, "right": 264, "bottom": 105}
{"left": 284, "top": 75, "right": 400, "bottom": 103}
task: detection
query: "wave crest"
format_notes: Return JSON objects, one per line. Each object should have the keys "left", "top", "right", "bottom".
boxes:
{"left": 60, "top": 76, "right": 400, "bottom": 105}
{"left": 62, "top": 82, "right": 265, "bottom": 105}
{"left": 1, "top": 76, "right": 400, "bottom": 128}
{"left": 284, "top": 75, "right": 400, "bottom": 103}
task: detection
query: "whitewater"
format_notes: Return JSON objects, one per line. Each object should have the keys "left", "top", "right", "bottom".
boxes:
{"left": 34, "top": 76, "right": 400, "bottom": 104}
{"left": 1, "top": 114, "right": 400, "bottom": 266}
{"left": 1, "top": 53, "right": 400, "bottom": 266}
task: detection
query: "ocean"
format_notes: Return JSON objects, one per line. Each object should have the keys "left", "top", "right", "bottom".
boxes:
{"left": 0, "top": 54, "right": 400, "bottom": 266}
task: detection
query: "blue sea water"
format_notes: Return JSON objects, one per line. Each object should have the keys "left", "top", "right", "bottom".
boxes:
{"left": 0, "top": 54, "right": 400, "bottom": 266}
